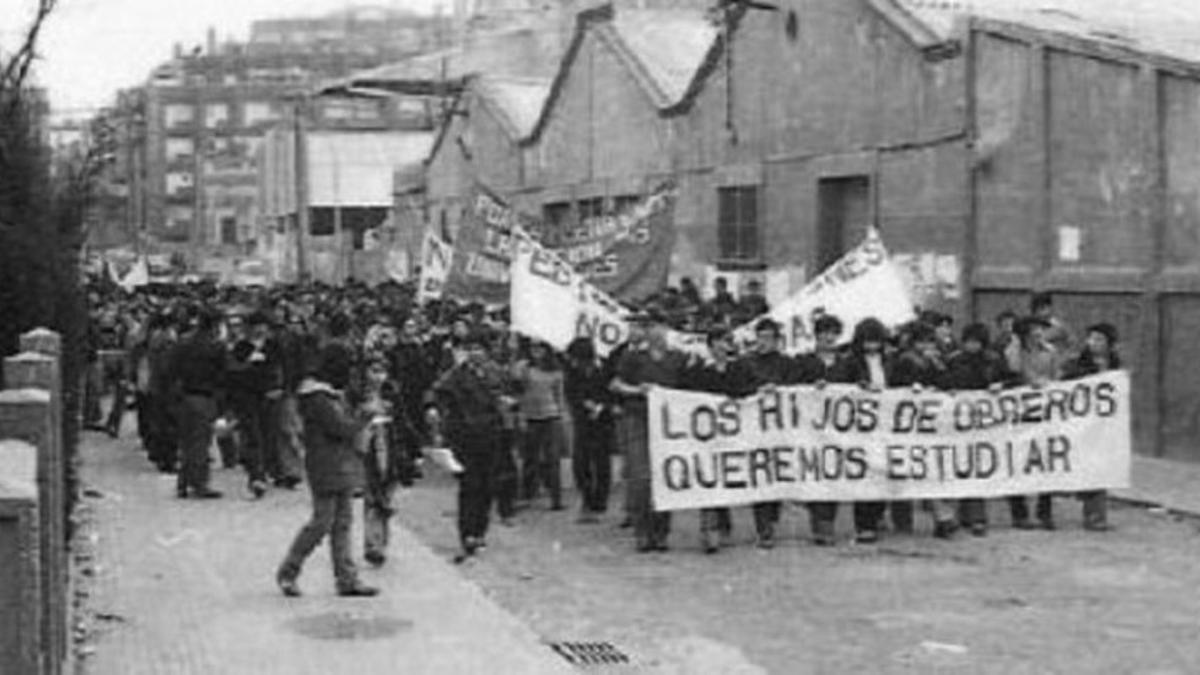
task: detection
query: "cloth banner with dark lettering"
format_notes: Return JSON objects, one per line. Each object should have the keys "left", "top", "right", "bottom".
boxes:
{"left": 511, "top": 237, "right": 709, "bottom": 358}
{"left": 647, "top": 371, "right": 1132, "bottom": 510}
{"left": 416, "top": 230, "right": 454, "bottom": 304}
{"left": 732, "top": 228, "right": 915, "bottom": 354}
{"left": 441, "top": 185, "right": 538, "bottom": 304}
{"left": 537, "top": 182, "right": 677, "bottom": 302}
{"left": 510, "top": 237, "right": 634, "bottom": 357}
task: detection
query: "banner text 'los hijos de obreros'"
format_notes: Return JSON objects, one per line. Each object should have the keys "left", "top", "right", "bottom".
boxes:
{"left": 648, "top": 372, "right": 1132, "bottom": 510}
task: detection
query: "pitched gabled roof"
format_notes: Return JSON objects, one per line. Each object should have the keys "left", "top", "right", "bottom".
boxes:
{"left": 475, "top": 75, "right": 553, "bottom": 140}
{"left": 523, "top": 3, "right": 720, "bottom": 145}
{"left": 608, "top": 9, "right": 721, "bottom": 106}
{"left": 886, "top": 0, "right": 1200, "bottom": 66}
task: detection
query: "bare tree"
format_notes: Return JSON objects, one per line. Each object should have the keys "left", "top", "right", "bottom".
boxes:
{"left": 0, "top": 0, "right": 58, "bottom": 94}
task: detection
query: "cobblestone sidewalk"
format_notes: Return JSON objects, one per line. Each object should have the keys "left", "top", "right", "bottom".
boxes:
{"left": 75, "top": 430, "right": 572, "bottom": 675}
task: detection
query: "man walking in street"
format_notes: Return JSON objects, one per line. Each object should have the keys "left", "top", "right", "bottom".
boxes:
{"left": 426, "top": 331, "right": 514, "bottom": 560}
{"left": 277, "top": 345, "right": 378, "bottom": 597}
{"left": 168, "top": 309, "right": 225, "bottom": 499}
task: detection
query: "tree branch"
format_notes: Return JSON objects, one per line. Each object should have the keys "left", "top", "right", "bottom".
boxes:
{"left": 1, "top": 0, "right": 58, "bottom": 92}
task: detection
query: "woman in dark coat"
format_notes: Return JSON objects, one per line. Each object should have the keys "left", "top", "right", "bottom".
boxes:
{"left": 940, "top": 323, "right": 1009, "bottom": 536}
{"left": 830, "top": 318, "right": 897, "bottom": 544}
{"left": 276, "top": 345, "right": 376, "bottom": 598}
{"left": 565, "top": 337, "right": 616, "bottom": 522}
{"left": 1062, "top": 323, "right": 1121, "bottom": 531}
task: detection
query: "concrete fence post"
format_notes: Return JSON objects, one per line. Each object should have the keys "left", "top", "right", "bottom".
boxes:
{"left": 16, "top": 329, "right": 70, "bottom": 674}
{"left": 0, "top": 385, "right": 62, "bottom": 675}
{"left": 0, "top": 436, "right": 45, "bottom": 674}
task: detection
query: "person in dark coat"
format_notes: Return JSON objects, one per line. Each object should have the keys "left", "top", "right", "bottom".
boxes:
{"left": 276, "top": 345, "right": 376, "bottom": 598}
{"left": 611, "top": 323, "right": 687, "bottom": 552}
{"left": 891, "top": 322, "right": 959, "bottom": 539}
{"left": 681, "top": 327, "right": 754, "bottom": 552}
{"left": 737, "top": 318, "right": 807, "bottom": 549}
{"left": 1062, "top": 322, "right": 1121, "bottom": 532}
{"left": 167, "top": 309, "right": 226, "bottom": 499}
{"left": 793, "top": 314, "right": 847, "bottom": 545}
{"left": 940, "top": 322, "right": 1009, "bottom": 536}
{"left": 830, "top": 318, "right": 895, "bottom": 543}
{"left": 565, "top": 337, "right": 616, "bottom": 523}
{"left": 426, "top": 331, "right": 514, "bottom": 559}
{"left": 225, "top": 312, "right": 282, "bottom": 498}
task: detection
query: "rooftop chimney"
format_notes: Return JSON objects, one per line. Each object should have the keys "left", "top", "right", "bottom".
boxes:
{"left": 207, "top": 27, "right": 217, "bottom": 56}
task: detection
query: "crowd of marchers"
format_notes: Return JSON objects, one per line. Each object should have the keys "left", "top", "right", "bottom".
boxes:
{"left": 81, "top": 274, "right": 1121, "bottom": 598}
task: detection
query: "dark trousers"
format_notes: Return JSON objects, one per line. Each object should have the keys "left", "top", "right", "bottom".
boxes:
{"left": 493, "top": 429, "right": 518, "bottom": 519}
{"left": 102, "top": 359, "right": 129, "bottom": 435}
{"left": 141, "top": 392, "right": 177, "bottom": 470}
{"left": 279, "top": 489, "right": 358, "bottom": 589}
{"left": 572, "top": 417, "right": 611, "bottom": 513}
{"left": 457, "top": 429, "right": 499, "bottom": 545}
{"left": 854, "top": 501, "right": 913, "bottom": 534}
{"left": 753, "top": 502, "right": 781, "bottom": 537}
{"left": 521, "top": 418, "right": 563, "bottom": 507}
{"left": 1009, "top": 494, "right": 1053, "bottom": 524}
{"left": 959, "top": 499, "right": 988, "bottom": 527}
{"left": 177, "top": 394, "right": 216, "bottom": 492}
{"left": 259, "top": 396, "right": 283, "bottom": 480}
{"left": 363, "top": 425, "right": 398, "bottom": 558}
{"left": 1081, "top": 490, "right": 1108, "bottom": 527}
{"left": 808, "top": 502, "right": 838, "bottom": 539}
{"left": 232, "top": 395, "right": 269, "bottom": 484}
{"left": 700, "top": 508, "right": 732, "bottom": 534}
{"left": 622, "top": 411, "right": 670, "bottom": 547}
{"left": 83, "top": 361, "right": 102, "bottom": 425}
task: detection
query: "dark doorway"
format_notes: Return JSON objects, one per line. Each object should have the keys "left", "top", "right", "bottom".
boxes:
{"left": 816, "top": 176, "right": 871, "bottom": 272}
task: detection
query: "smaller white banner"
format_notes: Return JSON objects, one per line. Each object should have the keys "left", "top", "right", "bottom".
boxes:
{"left": 417, "top": 230, "right": 453, "bottom": 305}
{"left": 732, "top": 229, "right": 915, "bottom": 354}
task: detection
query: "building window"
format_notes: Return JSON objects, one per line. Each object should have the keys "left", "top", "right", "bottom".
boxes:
{"left": 243, "top": 101, "right": 275, "bottom": 126}
{"left": 310, "top": 208, "right": 335, "bottom": 236}
{"left": 613, "top": 195, "right": 639, "bottom": 214}
{"left": 164, "top": 104, "right": 195, "bottom": 129}
{"left": 577, "top": 197, "right": 604, "bottom": 221}
{"left": 541, "top": 202, "right": 572, "bottom": 245}
{"left": 165, "top": 137, "right": 194, "bottom": 162}
{"left": 220, "top": 216, "right": 238, "bottom": 245}
{"left": 717, "top": 185, "right": 760, "bottom": 263}
{"left": 205, "top": 103, "right": 230, "bottom": 129}
{"left": 165, "top": 171, "right": 194, "bottom": 196}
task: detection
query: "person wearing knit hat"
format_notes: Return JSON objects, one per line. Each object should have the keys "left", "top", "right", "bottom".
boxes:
{"left": 941, "top": 322, "right": 1011, "bottom": 536}
{"left": 1062, "top": 322, "right": 1122, "bottom": 532}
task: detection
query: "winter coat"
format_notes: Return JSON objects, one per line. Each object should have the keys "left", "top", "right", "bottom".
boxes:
{"left": 297, "top": 378, "right": 366, "bottom": 494}
{"left": 940, "top": 349, "right": 1009, "bottom": 391}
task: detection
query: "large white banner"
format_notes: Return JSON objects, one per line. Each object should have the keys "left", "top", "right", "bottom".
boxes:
{"left": 417, "top": 230, "right": 453, "bottom": 305}
{"left": 648, "top": 372, "right": 1132, "bottom": 510}
{"left": 732, "top": 228, "right": 915, "bottom": 354}
{"left": 511, "top": 241, "right": 632, "bottom": 356}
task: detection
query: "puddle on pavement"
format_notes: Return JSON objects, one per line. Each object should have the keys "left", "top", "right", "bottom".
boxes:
{"left": 285, "top": 611, "right": 414, "bottom": 641}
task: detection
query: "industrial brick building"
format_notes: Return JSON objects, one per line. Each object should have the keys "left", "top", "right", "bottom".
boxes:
{"left": 412, "top": 0, "right": 1200, "bottom": 460}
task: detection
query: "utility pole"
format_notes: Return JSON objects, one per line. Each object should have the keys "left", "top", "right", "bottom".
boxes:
{"left": 293, "top": 96, "right": 310, "bottom": 283}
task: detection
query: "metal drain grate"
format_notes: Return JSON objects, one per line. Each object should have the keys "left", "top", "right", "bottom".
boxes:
{"left": 548, "top": 641, "right": 631, "bottom": 667}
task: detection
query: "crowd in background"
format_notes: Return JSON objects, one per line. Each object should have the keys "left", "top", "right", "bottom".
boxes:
{"left": 80, "top": 273, "right": 1123, "bottom": 593}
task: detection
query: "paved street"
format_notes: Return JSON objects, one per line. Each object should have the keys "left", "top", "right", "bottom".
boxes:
{"left": 402, "top": 464, "right": 1200, "bottom": 674}
{"left": 75, "top": 428, "right": 572, "bottom": 675}
{"left": 76, "top": 423, "right": 1200, "bottom": 674}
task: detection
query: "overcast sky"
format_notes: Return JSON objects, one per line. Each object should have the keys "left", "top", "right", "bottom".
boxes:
{"left": 5, "top": 0, "right": 443, "bottom": 117}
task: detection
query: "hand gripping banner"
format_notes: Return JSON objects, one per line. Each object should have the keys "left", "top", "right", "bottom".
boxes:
{"left": 648, "top": 372, "right": 1132, "bottom": 510}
